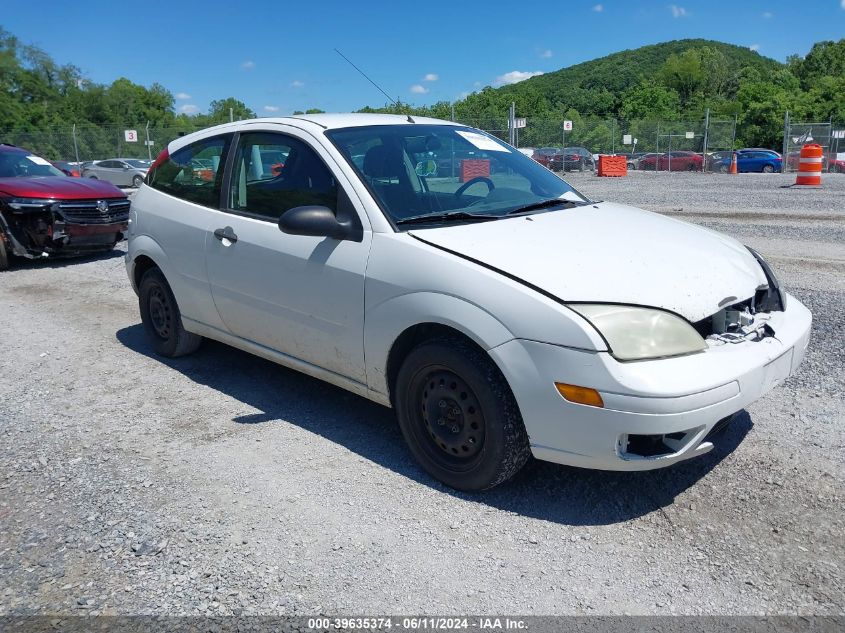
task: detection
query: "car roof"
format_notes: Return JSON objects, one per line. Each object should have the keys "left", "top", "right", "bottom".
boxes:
{"left": 167, "top": 113, "right": 463, "bottom": 153}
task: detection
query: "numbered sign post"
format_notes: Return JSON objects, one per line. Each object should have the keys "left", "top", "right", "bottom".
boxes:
{"left": 562, "top": 120, "right": 573, "bottom": 150}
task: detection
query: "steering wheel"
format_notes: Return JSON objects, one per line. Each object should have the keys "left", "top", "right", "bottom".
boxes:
{"left": 454, "top": 177, "right": 494, "bottom": 199}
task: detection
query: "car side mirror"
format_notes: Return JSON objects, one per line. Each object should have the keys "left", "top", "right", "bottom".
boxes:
{"left": 123, "top": 165, "right": 130, "bottom": 170}
{"left": 278, "top": 205, "right": 362, "bottom": 242}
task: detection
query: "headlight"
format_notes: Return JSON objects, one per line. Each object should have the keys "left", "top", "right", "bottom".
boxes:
{"left": 5, "top": 197, "right": 53, "bottom": 210}
{"left": 568, "top": 304, "right": 706, "bottom": 361}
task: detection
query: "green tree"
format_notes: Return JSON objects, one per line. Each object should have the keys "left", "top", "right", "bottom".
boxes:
{"left": 659, "top": 49, "right": 705, "bottom": 106}
{"left": 620, "top": 81, "right": 680, "bottom": 120}
{"left": 206, "top": 98, "right": 256, "bottom": 123}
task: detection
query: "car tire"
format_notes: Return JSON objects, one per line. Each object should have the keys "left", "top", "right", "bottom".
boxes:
{"left": 132, "top": 174, "right": 144, "bottom": 188}
{"left": 719, "top": 165, "right": 729, "bottom": 174}
{"left": 0, "top": 234, "right": 9, "bottom": 272}
{"left": 87, "top": 174, "right": 97, "bottom": 179}
{"left": 395, "top": 337, "right": 531, "bottom": 491}
{"left": 139, "top": 268, "right": 202, "bottom": 358}
{"left": 762, "top": 164, "right": 774, "bottom": 173}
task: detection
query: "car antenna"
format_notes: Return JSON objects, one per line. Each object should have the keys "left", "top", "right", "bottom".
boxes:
{"left": 334, "top": 48, "right": 409, "bottom": 119}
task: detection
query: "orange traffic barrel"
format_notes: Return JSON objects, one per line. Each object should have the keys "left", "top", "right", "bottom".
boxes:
{"left": 795, "top": 144, "right": 823, "bottom": 186}
{"left": 729, "top": 152, "right": 738, "bottom": 174}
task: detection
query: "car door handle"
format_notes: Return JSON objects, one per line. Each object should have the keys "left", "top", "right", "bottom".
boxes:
{"left": 213, "top": 226, "right": 238, "bottom": 243}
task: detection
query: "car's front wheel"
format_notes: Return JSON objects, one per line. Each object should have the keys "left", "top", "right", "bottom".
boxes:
{"left": 139, "top": 268, "right": 202, "bottom": 357}
{"left": 762, "top": 164, "right": 774, "bottom": 173}
{"left": 395, "top": 338, "right": 531, "bottom": 491}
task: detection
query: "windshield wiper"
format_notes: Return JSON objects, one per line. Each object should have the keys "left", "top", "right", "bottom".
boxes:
{"left": 505, "top": 198, "right": 589, "bottom": 215}
{"left": 395, "top": 211, "right": 501, "bottom": 226}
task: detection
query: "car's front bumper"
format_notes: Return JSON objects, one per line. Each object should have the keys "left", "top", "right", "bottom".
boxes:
{"left": 489, "top": 293, "right": 812, "bottom": 471}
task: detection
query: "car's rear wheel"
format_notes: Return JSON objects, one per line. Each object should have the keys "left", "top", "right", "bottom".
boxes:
{"left": 87, "top": 174, "right": 97, "bottom": 179}
{"left": 132, "top": 174, "right": 144, "bottom": 188}
{"left": 139, "top": 268, "right": 202, "bottom": 357}
{"left": 395, "top": 338, "right": 531, "bottom": 491}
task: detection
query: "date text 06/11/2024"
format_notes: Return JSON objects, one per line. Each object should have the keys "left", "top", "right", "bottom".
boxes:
{"left": 305, "top": 617, "right": 527, "bottom": 630}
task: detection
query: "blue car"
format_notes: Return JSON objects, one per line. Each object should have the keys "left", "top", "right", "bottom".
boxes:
{"left": 716, "top": 150, "right": 782, "bottom": 173}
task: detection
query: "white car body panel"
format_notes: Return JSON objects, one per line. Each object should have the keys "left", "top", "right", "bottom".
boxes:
{"left": 126, "top": 113, "right": 813, "bottom": 475}
{"left": 408, "top": 202, "right": 768, "bottom": 323}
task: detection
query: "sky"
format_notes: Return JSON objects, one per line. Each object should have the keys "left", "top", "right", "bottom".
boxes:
{"left": 3, "top": 1, "right": 844, "bottom": 116}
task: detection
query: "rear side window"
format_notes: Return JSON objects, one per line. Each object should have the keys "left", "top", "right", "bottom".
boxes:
{"left": 148, "top": 135, "right": 232, "bottom": 207}
{"left": 227, "top": 132, "right": 337, "bottom": 221}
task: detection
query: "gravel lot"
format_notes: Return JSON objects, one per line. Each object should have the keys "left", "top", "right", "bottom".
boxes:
{"left": 1, "top": 172, "right": 843, "bottom": 617}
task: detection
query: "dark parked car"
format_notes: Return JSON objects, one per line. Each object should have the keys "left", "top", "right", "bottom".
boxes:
{"left": 530, "top": 147, "right": 559, "bottom": 168}
{"left": 714, "top": 151, "right": 782, "bottom": 173}
{"left": 549, "top": 147, "right": 594, "bottom": 172}
{"left": 0, "top": 143, "right": 129, "bottom": 271}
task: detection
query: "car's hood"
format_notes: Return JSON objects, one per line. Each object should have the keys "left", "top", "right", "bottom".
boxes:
{"left": 409, "top": 201, "right": 768, "bottom": 322}
{"left": 0, "top": 176, "right": 126, "bottom": 200}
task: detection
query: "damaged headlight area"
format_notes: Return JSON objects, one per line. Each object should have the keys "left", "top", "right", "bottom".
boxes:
{"left": 690, "top": 247, "right": 787, "bottom": 347}
{"left": 568, "top": 304, "right": 707, "bottom": 361}
{"left": 747, "top": 246, "right": 786, "bottom": 312}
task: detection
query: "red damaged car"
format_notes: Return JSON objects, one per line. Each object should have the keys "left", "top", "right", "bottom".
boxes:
{"left": 0, "top": 144, "right": 129, "bottom": 271}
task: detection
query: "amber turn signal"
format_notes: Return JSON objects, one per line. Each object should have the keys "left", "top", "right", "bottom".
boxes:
{"left": 554, "top": 383, "right": 604, "bottom": 408}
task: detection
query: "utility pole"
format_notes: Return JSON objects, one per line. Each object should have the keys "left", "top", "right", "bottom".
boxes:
{"left": 229, "top": 107, "right": 234, "bottom": 123}
{"left": 782, "top": 110, "right": 789, "bottom": 174}
{"left": 71, "top": 124, "right": 80, "bottom": 166}
{"left": 145, "top": 121, "right": 152, "bottom": 161}
{"left": 702, "top": 108, "right": 710, "bottom": 172}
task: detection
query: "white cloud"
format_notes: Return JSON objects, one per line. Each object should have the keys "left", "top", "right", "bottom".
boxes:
{"left": 423, "top": 73, "right": 438, "bottom": 82}
{"left": 540, "top": 49, "right": 553, "bottom": 58}
{"left": 762, "top": 11, "right": 773, "bottom": 18}
{"left": 263, "top": 105, "right": 280, "bottom": 112}
{"left": 175, "top": 92, "right": 191, "bottom": 100}
{"left": 241, "top": 60, "right": 255, "bottom": 69}
{"left": 410, "top": 84, "right": 429, "bottom": 94}
{"left": 592, "top": 4, "right": 603, "bottom": 11}
{"left": 669, "top": 4, "right": 687, "bottom": 17}
{"left": 493, "top": 70, "right": 544, "bottom": 86}
{"left": 290, "top": 80, "right": 304, "bottom": 88}
{"left": 749, "top": 44, "right": 760, "bottom": 52}
{"left": 179, "top": 104, "right": 199, "bottom": 114}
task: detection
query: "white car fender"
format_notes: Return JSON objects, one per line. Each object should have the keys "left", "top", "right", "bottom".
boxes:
{"left": 364, "top": 291, "right": 514, "bottom": 399}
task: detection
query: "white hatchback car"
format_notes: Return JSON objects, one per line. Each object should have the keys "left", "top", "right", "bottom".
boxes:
{"left": 126, "top": 114, "right": 812, "bottom": 491}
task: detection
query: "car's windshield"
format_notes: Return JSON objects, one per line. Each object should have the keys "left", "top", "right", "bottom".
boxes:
{"left": 0, "top": 152, "right": 66, "bottom": 178}
{"left": 327, "top": 124, "right": 588, "bottom": 227}
{"left": 125, "top": 159, "right": 149, "bottom": 169}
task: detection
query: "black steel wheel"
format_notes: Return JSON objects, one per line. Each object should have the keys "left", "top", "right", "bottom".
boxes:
{"left": 139, "top": 268, "right": 202, "bottom": 357}
{"left": 395, "top": 338, "right": 531, "bottom": 491}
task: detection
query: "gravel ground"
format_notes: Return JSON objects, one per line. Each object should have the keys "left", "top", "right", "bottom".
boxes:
{"left": 0, "top": 172, "right": 843, "bottom": 617}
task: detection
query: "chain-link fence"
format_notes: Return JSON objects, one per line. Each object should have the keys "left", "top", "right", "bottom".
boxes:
{"left": 454, "top": 116, "right": 738, "bottom": 172}
{"left": 2, "top": 114, "right": 842, "bottom": 175}
{"left": 0, "top": 125, "right": 208, "bottom": 165}
{"left": 782, "top": 117, "right": 833, "bottom": 172}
